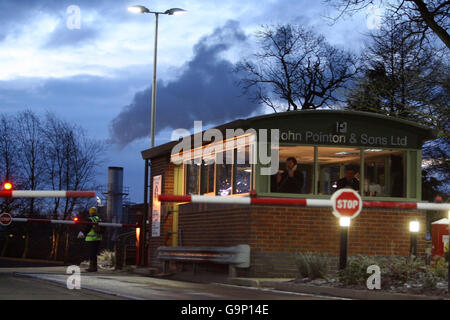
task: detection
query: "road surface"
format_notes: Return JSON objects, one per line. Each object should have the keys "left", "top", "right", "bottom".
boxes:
{"left": 0, "top": 258, "right": 341, "bottom": 300}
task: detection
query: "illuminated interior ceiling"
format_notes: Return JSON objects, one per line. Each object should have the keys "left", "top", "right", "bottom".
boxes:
{"left": 170, "top": 133, "right": 254, "bottom": 163}
{"left": 365, "top": 149, "right": 404, "bottom": 161}
{"left": 278, "top": 146, "right": 404, "bottom": 165}
{"left": 318, "top": 147, "right": 360, "bottom": 164}
{"left": 278, "top": 146, "right": 360, "bottom": 164}
{"left": 278, "top": 146, "right": 315, "bottom": 163}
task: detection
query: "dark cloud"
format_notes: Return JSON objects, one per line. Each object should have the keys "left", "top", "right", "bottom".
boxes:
{"left": 109, "top": 20, "right": 261, "bottom": 147}
{"left": 0, "top": 69, "right": 154, "bottom": 139}
{"left": 0, "top": 0, "right": 131, "bottom": 43}
{"left": 43, "top": 22, "right": 99, "bottom": 48}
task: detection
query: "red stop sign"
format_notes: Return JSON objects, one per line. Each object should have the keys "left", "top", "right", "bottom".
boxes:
{"left": 331, "top": 189, "right": 362, "bottom": 219}
{"left": 0, "top": 213, "right": 12, "bottom": 226}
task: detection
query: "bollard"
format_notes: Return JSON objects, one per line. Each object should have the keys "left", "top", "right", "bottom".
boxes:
{"left": 339, "top": 217, "right": 350, "bottom": 270}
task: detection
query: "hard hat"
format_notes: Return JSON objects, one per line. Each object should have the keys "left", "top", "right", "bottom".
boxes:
{"left": 89, "top": 207, "right": 97, "bottom": 215}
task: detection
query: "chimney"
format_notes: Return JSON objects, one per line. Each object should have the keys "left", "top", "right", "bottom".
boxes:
{"left": 107, "top": 167, "right": 124, "bottom": 224}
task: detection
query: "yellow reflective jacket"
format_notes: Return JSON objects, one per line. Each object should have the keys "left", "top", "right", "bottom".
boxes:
{"left": 85, "top": 215, "right": 102, "bottom": 242}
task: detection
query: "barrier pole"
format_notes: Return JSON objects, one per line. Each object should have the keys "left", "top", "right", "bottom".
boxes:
{"left": 10, "top": 218, "right": 140, "bottom": 228}
{"left": 0, "top": 190, "right": 96, "bottom": 198}
{"left": 158, "top": 194, "right": 450, "bottom": 211}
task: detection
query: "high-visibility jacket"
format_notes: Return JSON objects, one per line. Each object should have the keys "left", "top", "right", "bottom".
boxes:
{"left": 85, "top": 215, "right": 102, "bottom": 242}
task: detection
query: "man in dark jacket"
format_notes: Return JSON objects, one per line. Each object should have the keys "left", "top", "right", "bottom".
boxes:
{"left": 337, "top": 166, "right": 360, "bottom": 191}
{"left": 276, "top": 157, "right": 304, "bottom": 193}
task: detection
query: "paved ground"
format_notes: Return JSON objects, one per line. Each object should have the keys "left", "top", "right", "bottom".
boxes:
{"left": 0, "top": 258, "right": 339, "bottom": 300}
{"left": 0, "top": 273, "right": 125, "bottom": 300}
{"left": 0, "top": 257, "right": 67, "bottom": 268}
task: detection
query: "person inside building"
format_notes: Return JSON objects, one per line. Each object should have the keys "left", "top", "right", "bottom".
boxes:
{"left": 77, "top": 207, "right": 103, "bottom": 272}
{"left": 276, "top": 157, "right": 304, "bottom": 193}
{"left": 336, "top": 166, "right": 360, "bottom": 191}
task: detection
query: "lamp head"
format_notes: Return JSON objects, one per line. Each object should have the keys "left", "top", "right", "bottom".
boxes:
{"left": 128, "top": 5, "right": 150, "bottom": 14}
{"left": 164, "top": 8, "right": 187, "bottom": 15}
{"left": 410, "top": 221, "right": 419, "bottom": 233}
{"left": 340, "top": 217, "right": 351, "bottom": 227}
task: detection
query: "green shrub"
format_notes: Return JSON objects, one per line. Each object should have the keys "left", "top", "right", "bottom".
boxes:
{"left": 382, "top": 256, "right": 424, "bottom": 284}
{"left": 423, "top": 273, "right": 438, "bottom": 290}
{"left": 295, "top": 253, "right": 329, "bottom": 279}
{"left": 338, "top": 255, "right": 380, "bottom": 286}
{"left": 98, "top": 249, "right": 115, "bottom": 267}
{"left": 430, "top": 256, "right": 448, "bottom": 280}
{"left": 338, "top": 255, "right": 446, "bottom": 290}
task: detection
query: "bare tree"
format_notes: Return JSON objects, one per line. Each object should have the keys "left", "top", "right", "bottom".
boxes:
{"left": 42, "top": 113, "right": 105, "bottom": 261}
{"left": 42, "top": 114, "right": 71, "bottom": 260}
{"left": 42, "top": 114, "right": 66, "bottom": 217}
{"left": 14, "top": 110, "right": 46, "bottom": 258}
{"left": 0, "top": 114, "right": 21, "bottom": 214}
{"left": 237, "top": 24, "right": 358, "bottom": 112}
{"left": 0, "top": 110, "right": 104, "bottom": 260}
{"left": 0, "top": 114, "right": 22, "bottom": 257}
{"left": 325, "top": 0, "right": 450, "bottom": 50}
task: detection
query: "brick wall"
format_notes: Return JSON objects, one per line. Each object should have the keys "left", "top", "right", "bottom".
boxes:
{"left": 148, "top": 156, "right": 175, "bottom": 267}
{"left": 178, "top": 203, "right": 251, "bottom": 247}
{"left": 249, "top": 206, "right": 426, "bottom": 277}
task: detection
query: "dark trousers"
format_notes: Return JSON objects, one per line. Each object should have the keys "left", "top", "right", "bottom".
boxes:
{"left": 88, "top": 241, "right": 101, "bottom": 267}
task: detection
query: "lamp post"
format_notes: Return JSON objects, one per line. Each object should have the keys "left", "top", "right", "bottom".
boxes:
{"left": 339, "top": 217, "right": 351, "bottom": 270}
{"left": 128, "top": 5, "right": 187, "bottom": 148}
{"left": 409, "top": 220, "right": 419, "bottom": 257}
{"left": 128, "top": 5, "right": 186, "bottom": 266}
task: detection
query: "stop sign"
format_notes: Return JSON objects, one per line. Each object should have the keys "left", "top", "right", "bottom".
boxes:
{"left": 0, "top": 213, "right": 12, "bottom": 227}
{"left": 331, "top": 188, "right": 362, "bottom": 219}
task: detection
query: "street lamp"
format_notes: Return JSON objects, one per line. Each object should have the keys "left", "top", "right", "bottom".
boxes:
{"left": 409, "top": 220, "right": 419, "bottom": 257}
{"left": 128, "top": 4, "right": 186, "bottom": 267}
{"left": 128, "top": 5, "right": 186, "bottom": 148}
{"left": 339, "top": 217, "right": 350, "bottom": 270}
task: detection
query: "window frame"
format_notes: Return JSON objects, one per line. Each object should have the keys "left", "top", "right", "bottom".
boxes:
{"left": 180, "top": 141, "right": 418, "bottom": 201}
{"left": 181, "top": 137, "right": 254, "bottom": 197}
{"left": 261, "top": 142, "right": 418, "bottom": 201}
{"left": 184, "top": 159, "right": 201, "bottom": 195}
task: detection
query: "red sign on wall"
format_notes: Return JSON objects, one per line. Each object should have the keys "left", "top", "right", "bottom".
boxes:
{"left": 331, "top": 189, "right": 362, "bottom": 219}
{"left": 0, "top": 213, "right": 12, "bottom": 226}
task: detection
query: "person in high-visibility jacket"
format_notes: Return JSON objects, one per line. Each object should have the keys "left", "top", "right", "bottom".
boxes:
{"left": 77, "top": 207, "right": 102, "bottom": 272}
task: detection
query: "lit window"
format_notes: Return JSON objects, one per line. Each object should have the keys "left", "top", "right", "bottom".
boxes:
{"left": 365, "top": 149, "right": 405, "bottom": 197}
{"left": 185, "top": 159, "right": 200, "bottom": 195}
{"left": 234, "top": 145, "right": 252, "bottom": 194}
{"left": 216, "top": 150, "right": 233, "bottom": 196}
{"left": 200, "top": 156, "right": 215, "bottom": 195}
{"left": 318, "top": 147, "right": 361, "bottom": 195}
{"left": 271, "top": 146, "right": 314, "bottom": 194}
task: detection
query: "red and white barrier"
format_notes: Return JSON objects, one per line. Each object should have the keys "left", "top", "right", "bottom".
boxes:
{"left": 11, "top": 217, "right": 140, "bottom": 228}
{"left": 158, "top": 194, "right": 450, "bottom": 211}
{"left": 0, "top": 190, "right": 140, "bottom": 228}
{"left": 0, "top": 190, "right": 96, "bottom": 198}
